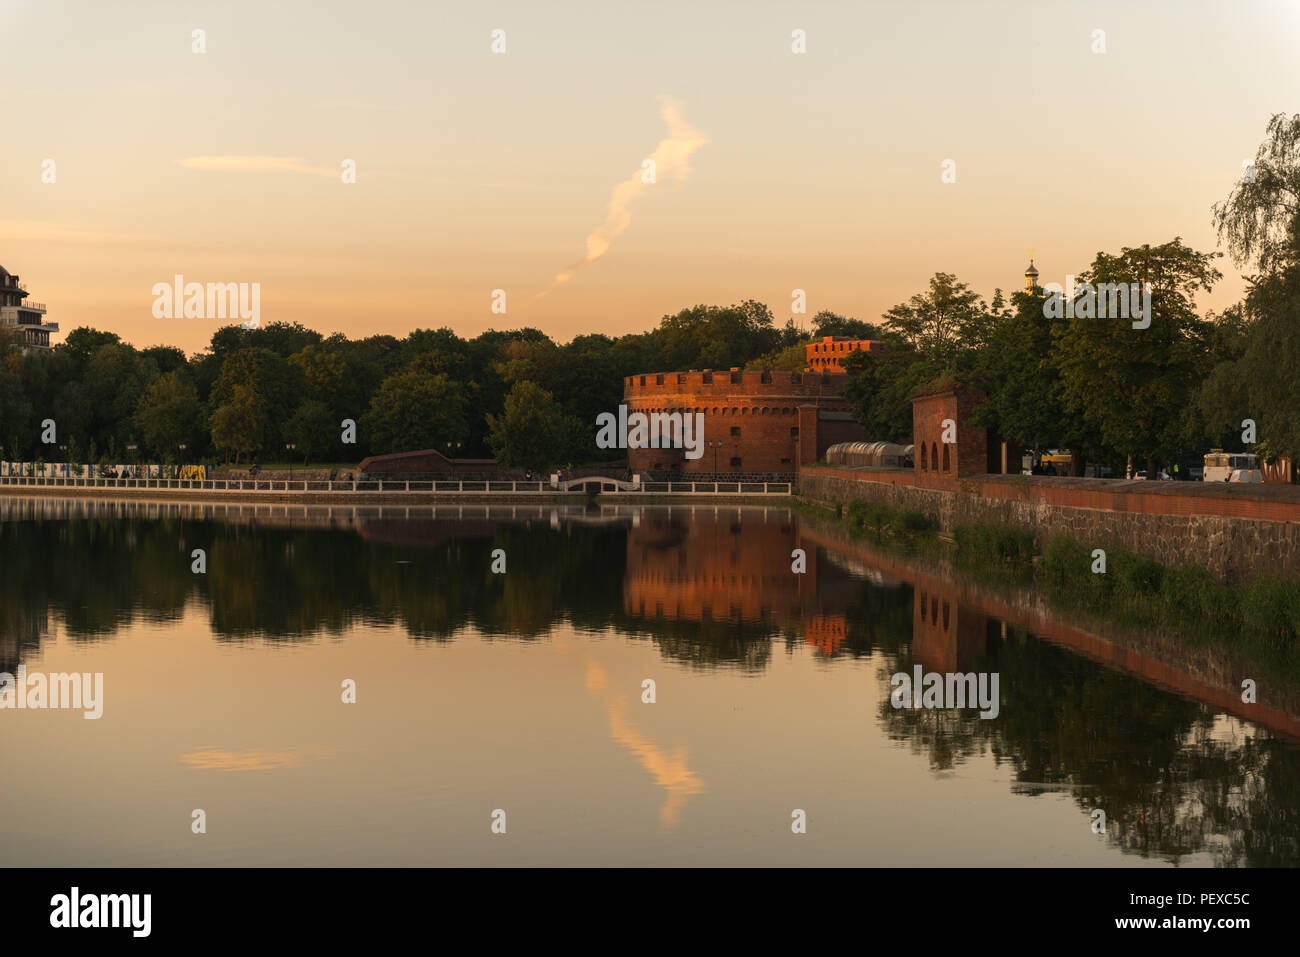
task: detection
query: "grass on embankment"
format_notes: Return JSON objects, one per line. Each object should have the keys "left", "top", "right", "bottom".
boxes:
{"left": 787, "top": 495, "right": 940, "bottom": 554}
{"left": 954, "top": 521, "right": 1300, "bottom": 673}
{"left": 801, "top": 495, "right": 1300, "bottom": 673}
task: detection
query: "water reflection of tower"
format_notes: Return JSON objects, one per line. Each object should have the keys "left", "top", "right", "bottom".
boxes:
{"left": 911, "top": 579, "right": 996, "bottom": 673}
{"left": 804, "top": 614, "right": 848, "bottom": 656}
{"left": 623, "top": 511, "right": 821, "bottom": 624}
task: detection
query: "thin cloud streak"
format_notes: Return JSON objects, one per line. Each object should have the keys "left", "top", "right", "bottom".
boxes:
{"left": 538, "top": 97, "right": 708, "bottom": 298}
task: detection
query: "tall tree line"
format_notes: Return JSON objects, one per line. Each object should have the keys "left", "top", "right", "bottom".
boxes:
{"left": 3, "top": 114, "right": 1297, "bottom": 476}
{"left": 841, "top": 115, "right": 1300, "bottom": 478}
{"left": 0, "top": 301, "right": 804, "bottom": 470}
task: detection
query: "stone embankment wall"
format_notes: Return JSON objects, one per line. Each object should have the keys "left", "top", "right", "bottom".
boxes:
{"left": 800, "top": 465, "right": 1300, "bottom": 583}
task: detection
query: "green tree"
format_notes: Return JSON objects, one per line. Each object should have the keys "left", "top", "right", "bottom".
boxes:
{"left": 810, "top": 310, "right": 882, "bottom": 341}
{"left": 1230, "top": 262, "right": 1300, "bottom": 458}
{"left": 653, "top": 300, "right": 781, "bottom": 371}
{"left": 0, "top": 367, "right": 32, "bottom": 458}
{"left": 881, "top": 273, "right": 989, "bottom": 367}
{"left": 134, "top": 372, "right": 203, "bottom": 459}
{"left": 1053, "top": 239, "right": 1220, "bottom": 475}
{"left": 83, "top": 342, "right": 157, "bottom": 452}
{"left": 211, "top": 384, "right": 266, "bottom": 464}
{"left": 485, "top": 381, "right": 584, "bottom": 471}
{"left": 1210, "top": 113, "right": 1300, "bottom": 460}
{"left": 361, "top": 368, "right": 469, "bottom": 454}
{"left": 288, "top": 344, "right": 347, "bottom": 397}
{"left": 972, "top": 289, "right": 1077, "bottom": 465}
{"left": 208, "top": 347, "right": 302, "bottom": 454}
{"left": 1212, "top": 113, "right": 1300, "bottom": 275}
{"left": 1195, "top": 305, "right": 1253, "bottom": 451}
{"left": 745, "top": 340, "right": 813, "bottom": 372}
{"left": 842, "top": 346, "right": 937, "bottom": 443}
{"left": 283, "top": 399, "right": 335, "bottom": 465}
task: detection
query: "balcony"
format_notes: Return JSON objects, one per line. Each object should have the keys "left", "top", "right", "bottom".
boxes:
{"left": 1, "top": 306, "right": 52, "bottom": 325}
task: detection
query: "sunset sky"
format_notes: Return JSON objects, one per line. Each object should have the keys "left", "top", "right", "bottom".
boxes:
{"left": 3, "top": 0, "right": 1298, "bottom": 355}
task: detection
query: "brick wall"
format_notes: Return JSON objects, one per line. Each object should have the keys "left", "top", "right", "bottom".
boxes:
{"left": 804, "top": 337, "right": 884, "bottom": 374}
{"left": 910, "top": 384, "right": 990, "bottom": 489}
{"left": 800, "top": 465, "right": 1300, "bottom": 583}
{"left": 623, "top": 369, "right": 865, "bottom": 474}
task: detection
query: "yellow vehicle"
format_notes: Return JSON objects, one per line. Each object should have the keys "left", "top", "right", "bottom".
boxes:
{"left": 1041, "top": 451, "right": 1073, "bottom": 474}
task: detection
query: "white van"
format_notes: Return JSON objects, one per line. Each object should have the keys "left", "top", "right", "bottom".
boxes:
{"left": 1204, "top": 451, "right": 1258, "bottom": 482}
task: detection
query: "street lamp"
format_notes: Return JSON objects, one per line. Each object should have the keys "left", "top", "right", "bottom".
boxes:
{"left": 707, "top": 439, "right": 722, "bottom": 476}
{"left": 285, "top": 443, "right": 296, "bottom": 478}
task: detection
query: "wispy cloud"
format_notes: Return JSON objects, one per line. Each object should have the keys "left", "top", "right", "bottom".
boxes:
{"left": 0, "top": 221, "right": 168, "bottom": 246}
{"left": 180, "top": 746, "right": 337, "bottom": 771}
{"left": 584, "top": 658, "right": 705, "bottom": 828}
{"left": 538, "top": 97, "right": 708, "bottom": 297}
{"left": 180, "top": 156, "right": 337, "bottom": 177}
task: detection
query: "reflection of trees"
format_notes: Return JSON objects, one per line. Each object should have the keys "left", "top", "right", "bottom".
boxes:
{"left": 0, "top": 516, "right": 194, "bottom": 640}
{"left": 628, "top": 619, "right": 775, "bottom": 672}
{"left": 878, "top": 619, "right": 1300, "bottom": 866}
{"left": 5, "top": 510, "right": 1299, "bottom": 865}
{"left": 0, "top": 511, "right": 834, "bottom": 670}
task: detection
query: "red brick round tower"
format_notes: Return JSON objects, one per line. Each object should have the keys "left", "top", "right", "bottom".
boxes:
{"left": 621, "top": 368, "right": 867, "bottom": 476}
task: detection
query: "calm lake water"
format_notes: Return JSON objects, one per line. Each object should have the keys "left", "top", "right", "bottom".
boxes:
{"left": 1, "top": 496, "right": 1297, "bottom": 867}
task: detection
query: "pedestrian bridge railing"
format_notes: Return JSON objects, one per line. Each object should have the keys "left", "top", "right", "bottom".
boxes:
{"left": 0, "top": 476, "right": 793, "bottom": 496}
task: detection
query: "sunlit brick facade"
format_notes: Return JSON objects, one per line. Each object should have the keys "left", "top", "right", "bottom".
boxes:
{"left": 622, "top": 368, "right": 869, "bottom": 475}
{"left": 804, "top": 336, "right": 883, "bottom": 374}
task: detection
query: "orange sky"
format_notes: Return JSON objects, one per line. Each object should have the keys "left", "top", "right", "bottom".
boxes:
{"left": 3, "top": 0, "right": 1298, "bottom": 355}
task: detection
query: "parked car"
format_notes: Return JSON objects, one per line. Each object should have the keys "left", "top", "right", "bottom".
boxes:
{"left": 1228, "top": 468, "right": 1263, "bottom": 483}
{"left": 1134, "top": 470, "right": 1171, "bottom": 481}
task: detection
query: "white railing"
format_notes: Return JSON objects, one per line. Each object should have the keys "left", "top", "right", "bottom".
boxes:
{"left": 0, "top": 475, "right": 793, "bottom": 496}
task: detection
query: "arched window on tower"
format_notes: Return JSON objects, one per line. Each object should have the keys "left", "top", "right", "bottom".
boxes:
{"left": 942, "top": 444, "right": 950, "bottom": 472}
{"left": 921, "top": 444, "right": 928, "bottom": 470}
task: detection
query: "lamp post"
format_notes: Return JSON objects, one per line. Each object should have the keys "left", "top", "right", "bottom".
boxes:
{"left": 707, "top": 439, "right": 722, "bottom": 477}
{"left": 285, "top": 443, "right": 296, "bottom": 478}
